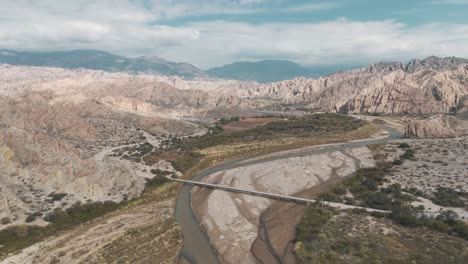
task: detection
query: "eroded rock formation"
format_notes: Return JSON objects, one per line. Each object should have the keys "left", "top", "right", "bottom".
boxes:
{"left": 405, "top": 115, "right": 468, "bottom": 138}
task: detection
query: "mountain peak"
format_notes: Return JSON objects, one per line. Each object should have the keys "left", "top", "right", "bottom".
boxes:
{"left": 365, "top": 56, "right": 468, "bottom": 74}
{"left": 137, "top": 56, "right": 169, "bottom": 64}
{"left": 0, "top": 50, "right": 205, "bottom": 79}
{"left": 406, "top": 56, "right": 468, "bottom": 72}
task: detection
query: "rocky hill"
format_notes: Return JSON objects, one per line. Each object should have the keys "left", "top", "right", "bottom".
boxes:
{"left": 0, "top": 64, "right": 263, "bottom": 227}
{"left": 405, "top": 115, "right": 468, "bottom": 138}
{"left": 160, "top": 56, "right": 468, "bottom": 115}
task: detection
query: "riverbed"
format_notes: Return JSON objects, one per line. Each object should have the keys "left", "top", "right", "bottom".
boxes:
{"left": 175, "top": 125, "right": 402, "bottom": 264}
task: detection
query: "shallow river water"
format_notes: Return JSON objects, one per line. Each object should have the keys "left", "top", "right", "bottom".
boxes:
{"left": 175, "top": 125, "right": 402, "bottom": 264}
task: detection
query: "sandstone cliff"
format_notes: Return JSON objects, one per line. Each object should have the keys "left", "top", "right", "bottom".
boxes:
{"left": 405, "top": 115, "right": 468, "bottom": 138}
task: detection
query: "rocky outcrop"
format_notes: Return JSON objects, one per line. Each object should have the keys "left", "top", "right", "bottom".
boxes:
{"left": 2, "top": 56, "right": 468, "bottom": 116}
{"left": 405, "top": 115, "right": 468, "bottom": 138}
{"left": 0, "top": 65, "right": 253, "bottom": 228}
{"left": 150, "top": 56, "right": 468, "bottom": 115}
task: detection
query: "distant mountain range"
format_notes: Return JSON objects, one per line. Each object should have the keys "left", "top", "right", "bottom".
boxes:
{"left": 0, "top": 49, "right": 206, "bottom": 79}
{"left": 206, "top": 60, "right": 352, "bottom": 82}
{"left": 0, "top": 49, "right": 355, "bottom": 82}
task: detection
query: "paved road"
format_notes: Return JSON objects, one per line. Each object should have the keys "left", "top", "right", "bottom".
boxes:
{"left": 174, "top": 125, "right": 403, "bottom": 264}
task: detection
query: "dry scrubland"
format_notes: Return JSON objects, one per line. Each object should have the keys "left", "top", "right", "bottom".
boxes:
{"left": 295, "top": 136, "right": 468, "bottom": 264}
{"left": 1, "top": 183, "right": 181, "bottom": 264}
{"left": 295, "top": 207, "right": 468, "bottom": 264}
{"left": 387, "top": 138, "right": 467, "bottom": 196}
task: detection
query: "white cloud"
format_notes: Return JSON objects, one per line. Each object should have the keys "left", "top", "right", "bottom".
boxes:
{"left": 1, "top": 0, "right": 468, "bottom": 68}
{"left": 154, "top": 19, "right": 468, "bottom": 68}
{"left": 0, "top": 0, "right": 199, "bottom": 52}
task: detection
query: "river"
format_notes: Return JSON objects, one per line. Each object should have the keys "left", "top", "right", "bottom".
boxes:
{"left": 175, "top": 125, "right": 402, "bottom": 264}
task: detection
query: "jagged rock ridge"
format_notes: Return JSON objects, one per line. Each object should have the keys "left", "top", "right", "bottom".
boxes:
{"left": 155, "top": 56, "right": 468, "bottom": 115}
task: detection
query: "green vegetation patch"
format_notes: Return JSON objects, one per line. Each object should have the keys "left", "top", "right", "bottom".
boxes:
{"left": 296, "top": 205, "right": 338, "bottom": 243}
{"left": 161, "top": 114, "right": 366, "bottom": 151}
{"left": 295, "top": 211, "right": 468, "bottom": 264}
{"left": 298, "top": 142, "right": 468, "bottom": 263}
{"left": 0, "top": 201, "right": 119, "bottom": 259}
{"left": 144, "top": 114, "right": 367, "bottom": 172}
{"left": 431, "top": 187, "right": 468, "bottom": 208}
{"left": 0, "top": 180, "right": 180, "bottom": 260}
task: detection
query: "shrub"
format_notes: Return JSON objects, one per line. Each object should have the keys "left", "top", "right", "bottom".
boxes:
{"left": 1, "top": 217, "right": 11, "bottom": 225}
{"left": 390, "top": 204, "right": 427, "bottom": 227}
{"left": 360, "top": 192, "right": 392, "bottom": 210}
{"left": 47, "top": 192, "right": 67, "bottom": 201}
{"left": 296, "top": 205, "right": 336, "bottom": 242}
{"left": 363, "top": 178, "right": 379, "bottom": 191}
{"left": 430, "top": 219, "right": 450, "bottom": 233}
{"left": 219, "top": 118, "right": 229, "bottom": 125}
{"left": 331, "top": 185, "right": 347, "bottom": 195}
{"left": 150, "top": 169, "right": 172, "bottom": 177}
{"left": 431, "top": 187, "right": 466, "bottom": 207}
{"left": 331, "top": 239, "right": 351, "bottom": 254}
{"left": 400, "top": 149, "right": 415, "bottom": 160}
{"left": 349, "top": 185, "right": 368, "bottom": 195}
{"left": 145, "top": 176, "right": 170, "bottom": 189}
{"left": 452, "top": 221, "right": 468, "bottom": 240}
{"left": 319, "top": 192, "right": 343, "bottom": 203}
{"left": 436, "top": 210, "right": 459, "bottom": 225}
{"left": 397, "top": 143, "right": 410, "bottom": 148}
{"left": 383, "top": 183, "right": 402, "bottom": 195}
{"left": 404, "top": 187, "right": 424, "bottom": 197}
{"left": 25, "top": 215, "right": 36, "bottom": 223}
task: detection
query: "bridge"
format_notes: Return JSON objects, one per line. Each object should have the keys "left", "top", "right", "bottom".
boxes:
{"left": 170, "top": 177, "right": 390, "bottom": 214}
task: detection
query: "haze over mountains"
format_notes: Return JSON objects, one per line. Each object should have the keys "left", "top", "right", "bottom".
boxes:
{"left": 0, "top": 49, "right": 354, "bottom": 82}
{"left": 205, "top": 60, "right": 350, "bottom": 82}
{"left": 0, "top": 50, "right": 207, "bottom": 79}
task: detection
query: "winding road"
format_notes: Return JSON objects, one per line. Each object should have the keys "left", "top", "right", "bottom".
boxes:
{"left": 175, "top": 125, "right": 403, "bottom": 264}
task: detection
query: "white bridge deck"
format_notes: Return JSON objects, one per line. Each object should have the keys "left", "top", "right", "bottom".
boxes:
{"left": 171, "top": 178, "right": 390, "bottom": 214}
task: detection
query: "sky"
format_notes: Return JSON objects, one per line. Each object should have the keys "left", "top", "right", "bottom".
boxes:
{"left": 1, "top": 0, "right": 468, "bottom": 69}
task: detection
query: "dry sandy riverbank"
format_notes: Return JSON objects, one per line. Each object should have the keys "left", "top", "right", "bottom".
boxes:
{"left": 191, "top": 146, "right": 374, "bottom": 264}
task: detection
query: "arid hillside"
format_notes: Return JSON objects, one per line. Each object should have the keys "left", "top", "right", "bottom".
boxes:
{"left": 0, "top": 64, "right": 264, "bottom": 228}
{"left": 154, "top": 56, "right": 468, "bottom": 115}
